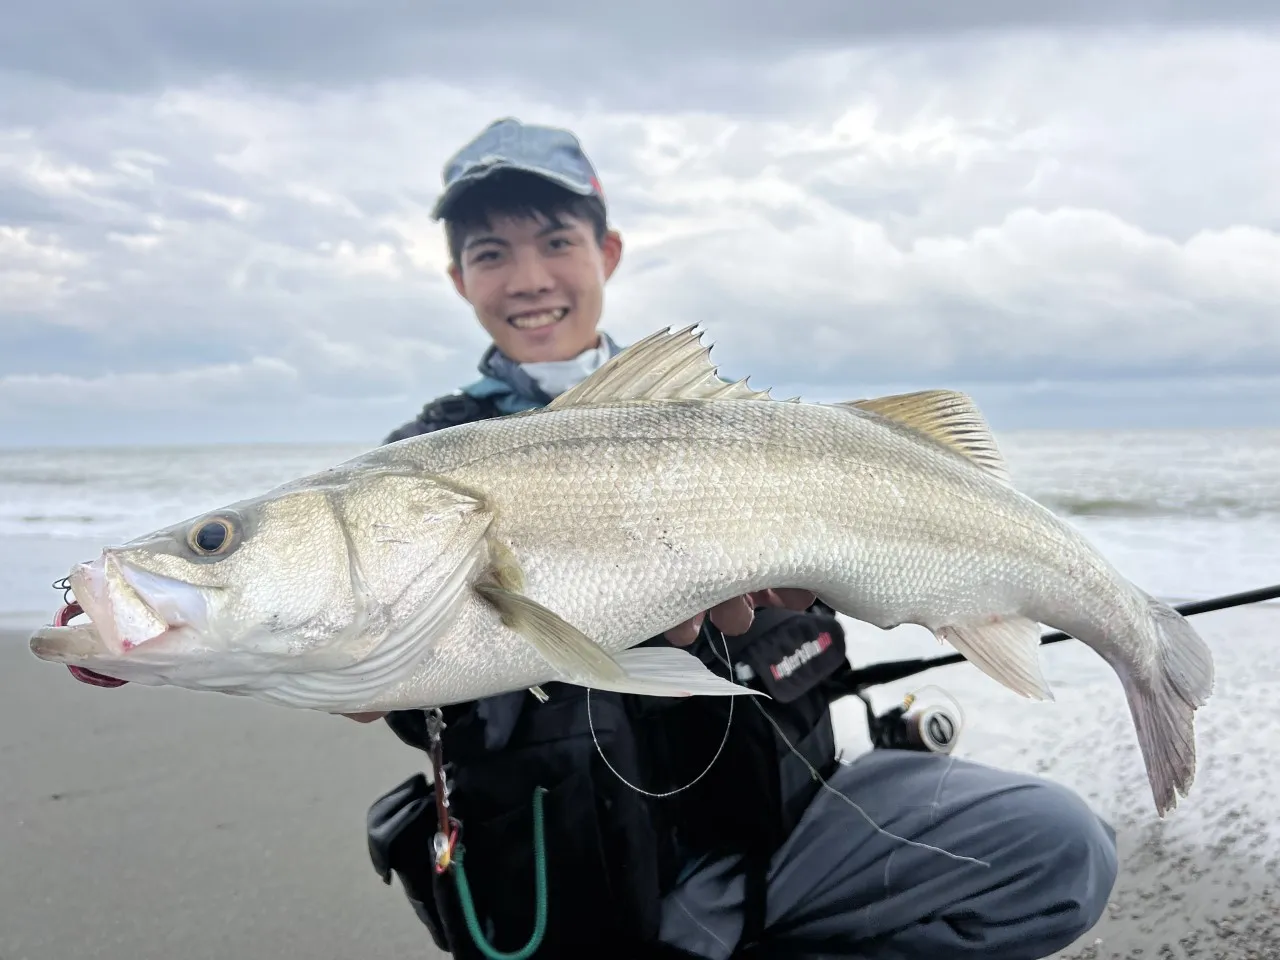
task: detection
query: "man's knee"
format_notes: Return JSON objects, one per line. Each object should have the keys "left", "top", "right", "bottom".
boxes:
{"left": 1003, "top": 777, "right": 1119, "bottom": 940}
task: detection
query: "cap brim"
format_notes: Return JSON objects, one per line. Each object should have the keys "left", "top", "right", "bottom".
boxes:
{"left": 430, "top": 161, "right": 597, "bottom": 220}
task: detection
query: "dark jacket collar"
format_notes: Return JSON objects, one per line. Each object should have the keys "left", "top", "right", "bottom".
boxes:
{"left": 464, "top": 330, "right": 624, "bottom": 414}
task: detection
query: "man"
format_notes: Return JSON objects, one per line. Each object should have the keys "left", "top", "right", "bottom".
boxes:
{"left": 362, "top": 118, "right": 1120, "bottom": 960}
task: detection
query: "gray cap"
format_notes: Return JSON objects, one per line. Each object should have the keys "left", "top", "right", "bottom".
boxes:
{"left": 430, "top": 117, "right": 606, "bottom": 221}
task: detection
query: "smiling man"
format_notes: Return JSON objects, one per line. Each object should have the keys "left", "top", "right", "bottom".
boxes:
{"left": 363, "top": 118, "right": 1120, "bottom": 960}
{"left": 444, "top": 170, "right": 619, "bottom": 365}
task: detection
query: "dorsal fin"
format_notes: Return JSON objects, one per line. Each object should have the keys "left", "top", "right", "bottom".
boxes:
{"left": 545, "top": 325, "right": 775, "bottom": 411}
{"left": 839, "top": 390, "right": 1010, "bottom": 484}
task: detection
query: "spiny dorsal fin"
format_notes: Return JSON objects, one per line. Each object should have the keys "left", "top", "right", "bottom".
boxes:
{"left": 839, "top": 390, "right": 1010, "bottom": 484}
{"left": 546, "top": 324, "right": 774, "bottom": 411}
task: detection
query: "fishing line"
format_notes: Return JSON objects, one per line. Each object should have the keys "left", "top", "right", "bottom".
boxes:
{"left": 703, "top": 642, "right": 991, "bottom": 870}
{"left": 585, "top": 631, "right": 736, "bottom": 799}
{"left": 742, "top": 692, "right": 989, "bottom": 868}
{"left": 587, "top": 622, "right": 990, "bottom": 869}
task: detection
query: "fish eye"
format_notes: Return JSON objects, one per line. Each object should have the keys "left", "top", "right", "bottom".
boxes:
{"left": 187, "top": 517, "right": 236, "bottom": 557}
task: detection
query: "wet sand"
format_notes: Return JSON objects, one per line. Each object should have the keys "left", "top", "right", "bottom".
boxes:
{"left": 0, "top": 626, "right": 443, "bottom": 960}
{"left": 4, "top": 604, "right": 1278, "bottom": 959}
{"left": 1036, "top": 605, "right": 1280, "bottom": 960}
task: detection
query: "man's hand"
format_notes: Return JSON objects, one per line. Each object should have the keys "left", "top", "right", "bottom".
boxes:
{"left": 662, "top": 588, "right": 818, "bottom": 646}
{"left": 340, "top": 587, "right": 819, "bottom": 722}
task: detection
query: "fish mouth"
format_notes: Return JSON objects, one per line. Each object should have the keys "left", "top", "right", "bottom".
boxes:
{"left": 68, "top": 553, "right": 191, "bottom": 655}
{"left": 507, "top": 306, "right": 569, "bottom": 330}
{"left": 29, "top": 553, "right": 210, "bottom": 686}
{"left": 30, "top": 604, "right": 199, "bottom": 689}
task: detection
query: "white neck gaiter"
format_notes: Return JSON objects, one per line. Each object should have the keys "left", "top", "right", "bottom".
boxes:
{"left": 519, "top": 337, "right": 611, "bottom": 397}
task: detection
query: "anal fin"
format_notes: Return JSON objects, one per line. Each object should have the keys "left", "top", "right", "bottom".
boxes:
{"left": 936, "top": 614, "right": 1054, "bottom": 701}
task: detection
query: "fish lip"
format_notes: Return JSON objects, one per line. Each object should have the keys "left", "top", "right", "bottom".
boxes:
{"left": 29, "top": 608, "right": 131, "bottom": 686}
{"left": 30, "top": 620, "right": 105, "bottom": 661}
{"left": 30, "top": 607, "right": 193, "bottom": 686}
{"left": 68, "top": 557, "right": 115, "bottom": 647}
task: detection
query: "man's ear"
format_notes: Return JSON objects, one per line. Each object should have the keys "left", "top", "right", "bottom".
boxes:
{"left": 448, "top": 261, "right": 468, "bottom": 301}
{"left": 601, "top": 229, "right": 624, "bottom": 281}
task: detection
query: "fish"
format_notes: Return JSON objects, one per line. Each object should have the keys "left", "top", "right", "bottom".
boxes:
{"left": 28, "top": 324, "right": 1214, "bottom": 816}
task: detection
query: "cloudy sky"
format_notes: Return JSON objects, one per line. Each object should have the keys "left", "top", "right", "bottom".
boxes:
{"left": 3, "top": 2, "right": 1279, "bottom": 447}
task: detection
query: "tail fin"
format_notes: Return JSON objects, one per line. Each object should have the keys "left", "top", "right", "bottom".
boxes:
{"left": 1122, "top": 593, "right": 1216, "bottom": 817}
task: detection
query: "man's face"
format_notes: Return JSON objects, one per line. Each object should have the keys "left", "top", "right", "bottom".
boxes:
{"left": 448, "top": 209, "right": 623, "bottom": 363}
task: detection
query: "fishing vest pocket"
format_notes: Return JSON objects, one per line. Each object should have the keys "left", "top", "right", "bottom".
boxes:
{"left": 434, "top": 689, "right": 674, "bottom": 954}
{"left": 452, "top": 768, "right": 623, "bottom": 953}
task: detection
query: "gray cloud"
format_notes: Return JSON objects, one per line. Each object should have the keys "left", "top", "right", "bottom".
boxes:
{"left": 2, "top": 20, "right": 1280, "bottom": 446}
{"left": 8, "top": 1, "right": 1280, "bottom": 103}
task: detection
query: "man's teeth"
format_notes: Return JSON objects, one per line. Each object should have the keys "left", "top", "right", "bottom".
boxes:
{"left": 510, "top": 309, "right": 567, "bottom": 329}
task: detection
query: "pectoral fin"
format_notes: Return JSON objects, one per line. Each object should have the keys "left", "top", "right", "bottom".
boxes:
{"left": 475, "top": 583, "right": 763, "bottom": 699}
{"left": 594, "top": 647, "right": 766, "bottom": 698}
{"left": 475, "top": 582, "right": 627, "bottom": 683}
{"left": 935, "top": 615, "right": 1054, "bottom": 701}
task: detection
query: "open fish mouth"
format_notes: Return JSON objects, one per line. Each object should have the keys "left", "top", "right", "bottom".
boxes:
{"left": 33, "top": 554, "right": 211, "bottom": 689}
{"left": 70, "top": 553, "right": 172, "bottom": 654}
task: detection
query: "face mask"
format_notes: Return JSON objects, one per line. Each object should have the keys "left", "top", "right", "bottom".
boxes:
{"left": 519, "top": 339, "right": 611, "bottom": 397}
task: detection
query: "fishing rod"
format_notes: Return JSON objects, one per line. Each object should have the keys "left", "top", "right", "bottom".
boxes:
{"left": 845, "top": 582, "right": 1280, "bottom": 692}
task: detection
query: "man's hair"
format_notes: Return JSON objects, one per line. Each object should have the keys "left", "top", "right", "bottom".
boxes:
{"left": 443, "top": 170, "right": 609, "bottom": 266}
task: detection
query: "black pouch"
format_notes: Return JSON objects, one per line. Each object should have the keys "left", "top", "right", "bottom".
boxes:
{"left": 732, "top": 605, "right": 848, "bottom": 704}
{"left": 369, "top": 689, "right": 679, "bottom": 957}
{"left": 444, "top": 689, "right": 675, "bottom": 954}
{"left": 734, "top": 605, "right": 849, "bottom": 832}
{"left": 366, "top": 772, "right": 457, "bottom": 953}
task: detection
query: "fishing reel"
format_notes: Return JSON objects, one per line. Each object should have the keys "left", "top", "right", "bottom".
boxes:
{"left": 858, "top": 689, "right": 962, "bottom": 755}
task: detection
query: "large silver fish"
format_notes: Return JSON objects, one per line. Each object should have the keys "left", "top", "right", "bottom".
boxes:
{"left": 29, "top": 326, "right": 1214, "bottom": 815}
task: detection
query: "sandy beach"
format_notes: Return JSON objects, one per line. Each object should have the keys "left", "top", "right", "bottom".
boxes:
{"left": 4, "top": 601, "right": 1278, "bottom": 959}
{"left": 0, "top": 625, "right": 442, "bottom": 960}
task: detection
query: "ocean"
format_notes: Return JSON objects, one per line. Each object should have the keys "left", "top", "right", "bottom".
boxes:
{"left": 2, "top": 429, "right": 1279, "bottom": 630}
